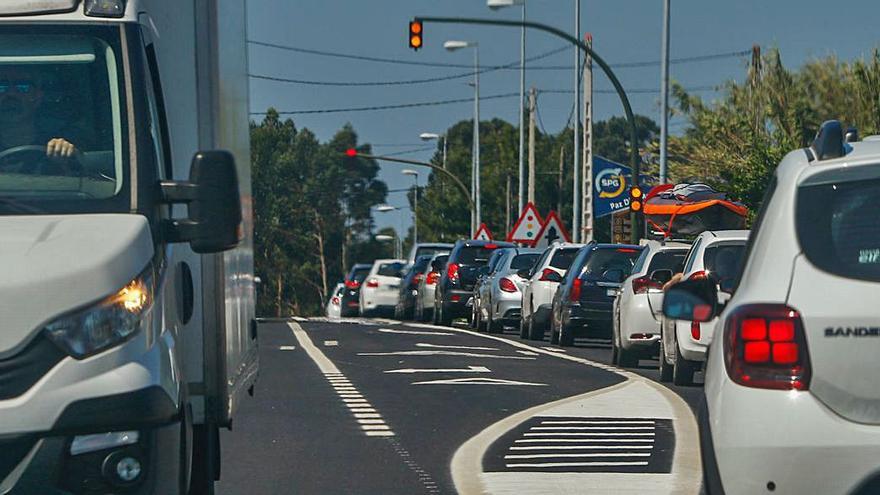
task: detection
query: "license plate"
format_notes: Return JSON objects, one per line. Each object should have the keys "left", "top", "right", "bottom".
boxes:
{"left": 388, "top": 284, "right": 400, "bottom": 290}
{"left": 607, "top": 289, "right": 619, "bottom": 297}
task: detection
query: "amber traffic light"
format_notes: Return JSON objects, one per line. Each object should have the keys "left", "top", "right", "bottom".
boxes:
{"left": 630, "top": 186, "right": 644, "bottom": 213}
{"left": 409, "top": 20, "right": 423, "bottom": 50}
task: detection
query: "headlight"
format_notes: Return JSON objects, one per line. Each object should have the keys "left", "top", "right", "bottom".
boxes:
{"left": 44, "top": 266, "right": 154, "bottom": 359}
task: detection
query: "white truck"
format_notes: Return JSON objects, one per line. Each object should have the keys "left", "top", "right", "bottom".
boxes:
{"left": 0, "top": 1, "right": 257, "bottom": 494}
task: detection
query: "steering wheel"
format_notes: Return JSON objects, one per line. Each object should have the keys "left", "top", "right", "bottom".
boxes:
{"left": 0, "top": 144, "right": 86, "bottom": 176}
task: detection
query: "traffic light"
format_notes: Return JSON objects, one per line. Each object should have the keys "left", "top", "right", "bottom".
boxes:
{"left": 343, "top": 148, "right": 358, "bottom": 168}
{"left": 630, "top": 186, "right": 644, "bottom": 214}
{"left": 409, "top": 20, "right": 423, "bottom": 50}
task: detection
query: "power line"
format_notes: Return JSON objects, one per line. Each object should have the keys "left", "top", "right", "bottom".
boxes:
{"left": 251, "top": 92, "right": 520, "bottom": 116}
{"left": 540, "top": 85, "right": 717, "bottom": 95}
{"left": 249, "top": 45, "right": 569, "bottom": 87}
{"left": 248, "top": 39, "right": 750, "bottom": 71}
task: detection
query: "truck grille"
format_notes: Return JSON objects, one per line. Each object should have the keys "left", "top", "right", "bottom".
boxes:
{"left": 0, "top": 336, "right": 66, "bottom": 401}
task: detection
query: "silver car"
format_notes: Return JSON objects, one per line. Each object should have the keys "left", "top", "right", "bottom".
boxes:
{"left": 473, "top": 248, "right": 542, "bottom": 333}
{"left": 414, "top": 253, "right": 449, "bottom": 322}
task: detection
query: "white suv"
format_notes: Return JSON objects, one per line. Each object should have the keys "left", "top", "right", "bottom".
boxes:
{"left": 663, "top": 121, "right": 880, "bottom": 494}
{"left": 519, "top": 243, "right": 583, "bottom": 340}
{"left": 612, "top": 240, "right": 689, "bottom": 367}
{"left": 658, "top": 230, "right": 749, "bottom": 385}
{"left": 359, "top": 259, "right": 406, "bottom": 317}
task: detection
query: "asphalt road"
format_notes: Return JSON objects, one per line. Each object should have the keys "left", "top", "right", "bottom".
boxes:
{"left": 217, "top": 318, "right": 704, "bottom": 494}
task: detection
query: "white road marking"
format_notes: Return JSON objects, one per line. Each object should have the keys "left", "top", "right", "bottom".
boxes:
{"left": 531, "top": 426, "right": 654, "bottom": 431}
{"left": 541, "top": 420, "right": 655, "bottom": 425}
{"left": 358, "top": 350, "right": 534, "bottom": 360}
{"left": 541, "top": 347, "right": 567, "bottom": 353}
{"left": 506, "top": 461, "right": 648, "bottom": 468}
{"left": 415, "top": 343, "right": 498, "bottom": 351}
{"left": 509, "top": 445, "right": 654, "bottom": 451}
{"left": 523, "top": 432, "right": 655, "bottom": 437}
{"left": 412, "top": 377, "right": 547, "bottom": 387}
{"left": 288, "top": 322, "right": 395, "bottom": 438}
{"left": 378, "top": 328, "right": 455, "bottom": 336}
{"left": 515, "top": 438, "right": 654, "bottom": 444}
{"left": 384, "top": 366, "right": 491, "bottom": 374}
{"left": 516, "top": 350, "right": 539, "bottom": 356}
{"left": 505, "top": 453, "right": 651, "bottom": 459}
{"left": 278, "top": 345, "right": 296, "bottom": 351}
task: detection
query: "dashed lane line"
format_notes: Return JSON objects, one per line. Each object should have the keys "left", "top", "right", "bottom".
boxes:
{"left": 415, "top": 343, "right": 498, "bottom": 351}
{"left": 357, "top": 350, "right": 535, "bottom": 360}
{"left": 378, "top": 327, "right": 455, "bottom": 336}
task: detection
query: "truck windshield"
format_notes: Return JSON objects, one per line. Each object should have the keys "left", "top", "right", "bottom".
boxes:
{"left": 0, "top": 26, "right": 127, "bottom": 215}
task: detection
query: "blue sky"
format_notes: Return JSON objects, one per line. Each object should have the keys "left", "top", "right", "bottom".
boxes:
{"left": 246, "top": 0, "right": 880, "bottom": 235}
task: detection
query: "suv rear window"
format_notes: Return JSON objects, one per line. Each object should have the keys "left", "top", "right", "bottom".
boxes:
{"left": 648, "top": 250, "right": 688, "bottom": 274}
{"left": 703, "top": 244, "right": 746, "bottom": 282}
{"left": 798, "top": 175, "right": 880, "bottom": 282}
{"left": 581, "top": 248, "right": 642, "bottom": 279}
{"left": 549, "top": 248, "right": 580, "bottom": 270}
{"left": 456, "top": 246, "right": 498, "bottom": 265}
{"left": 416, "top": 247, "right": 449, "bottom": 260}
{"left": 350, "top": 267, "right": 370, "bottom": 283}
{"left": 511, "top": 253, "right": 540, "bottom": 270}
{"left": 377, "top": 262, "right": 405, "bottom": 277}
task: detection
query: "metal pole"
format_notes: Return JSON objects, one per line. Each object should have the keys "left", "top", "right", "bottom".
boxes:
{"left": 528, "top": 86, "right": 537, "bottom": 204}
{"left": 572, "top": 0, "right": 581, "bottom": 243}
{"left": 442, "top": 135, "right": 448, "bottom": 169}
{"left": 582, "top": 34, "right": 594, "bottom": 242}
{"left": 517, "top": 3, "right": 526, "bottom": 214}
{"left": 474, "top": 46, "right": 482, "bottom": 228}
{"left": 412, "top": 175, "right": 419, "bottom": 246}
{"left": 659, "top": 0, "right": 670, "bottom": 184}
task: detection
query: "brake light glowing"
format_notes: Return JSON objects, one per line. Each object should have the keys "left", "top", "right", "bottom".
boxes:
{"left": 411, "top": 273, "right": 424, "bottom": 287}
{"left": 344, "top": 279, "right": 360, "bottom": 289}
{"left": 426, "top": 271, "right": 440, "bottom": 285}
{"left": 331, "top": 297, "right": 340, "bottom": 305}
{"left": 499, "top": 277, "right": 518, "bottom": 293}
{"left": 570, "top": 278, "right": 582, "bottom": 302}
{"left": 631, "top": 276, "right": 660, "bottom": 294}
{"left": 724, "top": 304, "right": 811, "bottom": 391}
{"left": 616, "top": 248, "right": 639, "bottom": 253}
{"left": 447, "top": 263, "right": 460, "bottom": 283}
{"left": 688, "top": 270, "right": 708, "bottom": 281}
{"left": 539, "top": 268, "right": 558, "bottom": 282}
{"left": 366, "top": 279, "right": 379, "bottom": 288}
{"left": 485, "top": 244, "right": 498, "bottom": 249}
{"left": 691, "top": 321, "right": 701, "bottom": 340}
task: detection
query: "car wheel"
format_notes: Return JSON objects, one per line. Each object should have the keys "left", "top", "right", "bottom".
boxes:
{"left": 528, "top": 314, "right": 544, "bottom": 341}
{"left": 519, "top": 315, "right": 529, "bottom": 339}
{"left": 559, "top": 323, "right": 575, "bottom": 347}
{"left": 672, "top": 342, "right": 696, "bottom": 386}
{"left": 611, "top": 334, "right": 620, "bottom": 365}
{"left": 618, "top": 344, "right": 639, "bottom": 368}
{"left": 658, "top": 340, "right": 673, "bottom": 382}
{"left": 438, "top": 303, "right": 453, "bottom": 327}
{"left": 486, "top": 311, "right": 501, "bottom": 334}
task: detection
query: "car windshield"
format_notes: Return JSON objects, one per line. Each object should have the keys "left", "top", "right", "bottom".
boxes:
{"left": 549, "top": 247, "right": 580, "bottom": 270}
{"left": 0, "top": 27, "right": 126, "bottom": 215}
{"left": 511, "top": 253, "right": 540, "bottom": 270}
{"left": 456, "top": 246, "right": 499, "bottom": 265}
{"left": 377, "top": 262, "right": 405, "bottom": 277}
{"left": 581, "top": 248, "right": 642, "bottom": 279}
{"left": 703, "top": 243, "right": 746, "bottom": 283}
{"left": 415, "top": 246, "right": 449, "bottom": 260}
{"left": 350, "top": 267, "right": 370, "bottom": 283}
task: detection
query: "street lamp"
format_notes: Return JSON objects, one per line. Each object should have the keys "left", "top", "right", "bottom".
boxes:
{"left": 487, "top": 0, "right": 526, "bottom": 215}
{"left": 374, "top": 234, "right": 401, "bottom": 259}
{"left": 401, "top": 169, "right": 419, "bottom": 246}
{"left": 444, "top": 39, "right": 480, "bottom": 234}
{"left": 419, "top": 132, "right": 447, "bottom": 169}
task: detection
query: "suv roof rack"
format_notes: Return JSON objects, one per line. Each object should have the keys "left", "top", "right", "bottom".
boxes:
{"left": 809, "top": 120, "right": 848, "bottom": 161}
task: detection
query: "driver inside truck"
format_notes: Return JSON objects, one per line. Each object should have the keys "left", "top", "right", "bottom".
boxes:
{"left": 0, "top": 65, "right": 80, "bottom": 170}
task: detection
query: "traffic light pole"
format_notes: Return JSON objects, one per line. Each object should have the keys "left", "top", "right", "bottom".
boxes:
{"left": 350, "top": 151, "right": 476, "bottom": 224}
{"left": 413, "top": 16, "right": 642, "bottom": 243}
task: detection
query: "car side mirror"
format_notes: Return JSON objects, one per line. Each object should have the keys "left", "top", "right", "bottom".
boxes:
{"left": 160, "top": 151, "right": 242, "bottom": 254}
{"left": 662, "top": 277, "right": 719, "bottom": 322}
{"left": 650, "top": 269, "right": 674, "bottom": 286}
{"left": 517, "top": 268, "right": 531, "bottom": 279}
{"left": 603, "top": 269, "right": 625, "bottom": 284}
{"left": 718, "top": 277, "right": 736, "bottom": 294}
{"left": 543, "top": 270, "right": 563, "bottom": 283}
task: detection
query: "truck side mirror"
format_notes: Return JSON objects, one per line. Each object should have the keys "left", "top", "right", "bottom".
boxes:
{"left": 662, "top": 277, "right": 719, "bottom": 322}
{"left": 160, "top": 150, "right": 243, "bottom": 254}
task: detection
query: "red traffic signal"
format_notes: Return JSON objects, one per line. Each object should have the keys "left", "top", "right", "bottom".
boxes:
{"left": 409, "top": 20, "right": 423, "bottom": 50}
{"left": 630, "top": 186, "right": 644, "bottom": 213}
{"left": 345, "top": 148, "right": 358, "bottom": 157}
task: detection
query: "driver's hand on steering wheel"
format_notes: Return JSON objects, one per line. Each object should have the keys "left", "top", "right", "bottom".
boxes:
{"left": 46, "top": 138, "right": 76, "bottom": 158}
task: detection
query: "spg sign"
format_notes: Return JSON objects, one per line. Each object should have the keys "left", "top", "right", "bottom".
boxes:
{"left": 596, "top": 167, "right": 630, "bottom": 210}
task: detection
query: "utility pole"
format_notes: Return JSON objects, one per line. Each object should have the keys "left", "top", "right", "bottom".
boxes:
{"left": 582, "top": 33, "right": 594, "bottom": 242}
{"left": 571, "top": 0, "right": 582, "bottom": 243}
{"left": 557, "top": 146, "right": 564, "bottom": 214}
{"left": 528, "top": 86, "right": 537, "bottom": 204}
{"left": 506, "top": 175, "right": 512, "bottom": 237}
{"left": 659, "top": 0, "right": 671, "bottom": 184}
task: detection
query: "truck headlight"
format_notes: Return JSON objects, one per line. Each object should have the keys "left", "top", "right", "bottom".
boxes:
{"left": 44, "top": 267, "right": 154, "bottom": 359}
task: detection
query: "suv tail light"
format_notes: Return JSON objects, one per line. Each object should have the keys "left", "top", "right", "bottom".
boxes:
{"left": 447, "top": 263, "right": 460, "bottom": 283}
{"left": 344, "top": 279, "right": 360, "bottom": 289}
{"left": 426, "top": 271, "right": 440, "bottom": 285}
{"left": 539, "top": 268, "right": 559, "bottom": 282}
{"left": 570, "top": 278, "right": 582, "bottom": 302}
{"left": 411, "top": 273, "right": 424, "bottom": 287}
{"left": 691, "top": 321, "right": 701, "bottom": 340}
{"left": 366, "top": 278, "right": 379, "bottom": 288}
{"left": 631, "top": 276, "right": 660, "bottom": 294}
{"left": 724, "top": 304, "right": 811, "bottom": 391}
{"left": 499, "top": 277, "right": 518, "bottom": 293}
{"left": 331, "top": 297, "right": 340, "bottom": 305}
{"left": 688, "top": 270, "right": 708, "bottom": 281}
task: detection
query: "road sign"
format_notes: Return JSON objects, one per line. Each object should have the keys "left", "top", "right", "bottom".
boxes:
{"left": 507, "top": 202, "right": 543, "bottom": 244}
{"left": 473, "top": 223, "right": 493, "bottom": 241}
{"left": 533, "top": 210, "right": 572, "bottom": 248}
{"left": 612, "top": 210, "right": 632, "bottom": 244}
{"left": 593, "top": 156, "right": 656, "bottom": 218}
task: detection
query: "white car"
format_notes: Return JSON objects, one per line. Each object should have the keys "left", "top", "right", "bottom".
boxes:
{"left": 612, "top": 240, "right": 689, "bottom": 367}
{"left": 325, "top": 283, "right": 345, "bottom": 319}
{"left": 664, "top": 120, "right": 880, "bottom": 494}
{"left": 657, "top": 230, "right": 749, "bottom": 385}
{"left": 414, "top": 253, "right": 449, "bottom": 322}
{"left": 359, "top": 259, "right": 406, "bottom": 317}
{"left": 519, "top": 243, "right": 584, "bottom": 340}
